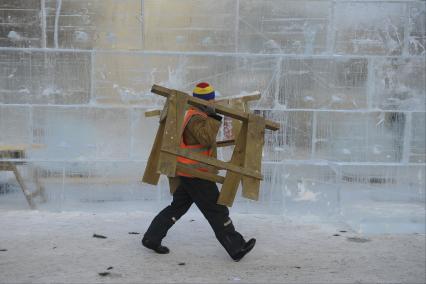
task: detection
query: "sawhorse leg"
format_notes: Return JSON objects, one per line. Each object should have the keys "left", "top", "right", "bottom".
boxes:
{"left": 10, "top": 163, "right": 35, "bottom": 209}
{"left": 0, "top": 162, "right": 44, "bottom": 209}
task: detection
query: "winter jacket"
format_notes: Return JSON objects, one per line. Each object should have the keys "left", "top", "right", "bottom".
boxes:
{"left": 168, "top": 107, "right": 221, "bottom": 193}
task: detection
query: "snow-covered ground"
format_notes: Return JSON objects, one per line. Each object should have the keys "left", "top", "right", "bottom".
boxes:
{"left": 0, "top": 210, "right": 424, "bottom": 283}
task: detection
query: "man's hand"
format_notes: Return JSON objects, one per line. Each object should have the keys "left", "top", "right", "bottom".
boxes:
{"left": 199, "top": 104, "right": 222, "bottom": 121}
{"left": 198, "top": 104, "right": 216, "bottom": 116}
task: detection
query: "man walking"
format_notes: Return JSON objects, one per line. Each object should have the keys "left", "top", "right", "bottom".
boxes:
{"left": 142, "top": 82, "right": 256, "bottom": 261}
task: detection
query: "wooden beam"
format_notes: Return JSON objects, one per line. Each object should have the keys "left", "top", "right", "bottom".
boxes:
{"left": 144, "top": 92, "right": 260, "bottom": 118}
{"left": 217, "top": 139, "right": 235, "bottom": 147}
{"left": 144, "top": 109, "right": 161, "bottom": 117}
{"left": 215, "top": 91, "right": 261, "bottom": 104}
{"left": 161, "top": 147, "right": 263, "bottom": 180}
{"left": 10, "top": 163, "right": 35, "bottom": 209}
{"left": 241, "top": 114, "right": 265, "bottom": 201}
{"left": 151, "top": 85, "right": 280, "bottom": 131}
{"left": 217, "top": 121, "right": 248, "bottom": 207}
{"left": 142, "top": 100, "right": 169, "bottom": 185}
{"left": 157, "top": 92, "right": 187, "bottom": 177}
{"left": 176, "top": 165, "right": 225, "bottom": 184}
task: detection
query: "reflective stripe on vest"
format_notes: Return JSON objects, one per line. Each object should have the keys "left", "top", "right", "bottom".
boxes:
{"left": 176, "top": 108, "right": 213, "bottom": 177}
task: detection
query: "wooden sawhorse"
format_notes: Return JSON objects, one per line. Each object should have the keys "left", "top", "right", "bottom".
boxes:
{"left": 0, "top": 146, "right": 46, "bottom": 209}
{"left": 142, "top": 85, "right": 280, "bottom": 207}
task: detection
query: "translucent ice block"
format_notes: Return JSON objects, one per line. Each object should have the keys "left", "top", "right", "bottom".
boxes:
{"left": 281, "top": 164, "right": 340, "bottom": 219}
{"left": 334, "top": 2, "right": 405, "bottom": 55}
{"left": 31, "top": 106, "right": 131, "bottom": 161}
{"left": 0, "top": 0, "right": 42, "bottom": 48}
{"left": 130, "top": 108, "right": 160, "bottom": 161}
{"left": 94, "top": 52, "right": 175, "bottom": 106}
{"left": 408, "top": 2, "right": 426, "bottom": 56}
{"left": 94, "top": 52, "right": 278, "bottom": 108}
{"left": 372, "top": 57, "right": 425, "bottom": 111}
{"left": 44, "top": 0, "right": 142, "bottom": 49}
{"left": 258, "top": 110, "right": 313, "bottom": 161}
{"left": 339, "top": 165, "right": 425, "bottom": 234}
{"left": 0, "top": 50, "right": 91, "bottom": 104}
{"left": 315, "top": 111, "right": 405, "bottom": 163}
{"left": 143, "top": 0, "right": 237, "bottom": 52}
{"left": 0, "top": 105, "right": 31, "bottom": 151}
{"left": 279, "top": 58, "right": 368, "bottom": 109}
{"left": 410, "top": 112, "right": 426, "bottom": 163}
{"left": 238, "top": 0, "right": 329, "bottom": 54}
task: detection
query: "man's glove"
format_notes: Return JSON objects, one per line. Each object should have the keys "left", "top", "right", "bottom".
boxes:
{"left": 199, "top": 105, "right": 222, "bottom": 121}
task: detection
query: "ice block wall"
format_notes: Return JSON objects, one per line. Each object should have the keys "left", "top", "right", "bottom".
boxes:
{"left": 0, "top": 0, "right": 424, "bottom": 232}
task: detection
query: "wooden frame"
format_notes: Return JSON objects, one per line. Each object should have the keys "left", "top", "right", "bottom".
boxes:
{"left": 142, "top": 85, "right": 279, "bottom": 207}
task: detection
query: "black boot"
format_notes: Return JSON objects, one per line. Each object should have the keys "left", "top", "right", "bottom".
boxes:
{"left": 142, "top": 237, "right": 170, "bottom": 254}
{"left": 231, "top": 238, "right": 256, "bottom": 262}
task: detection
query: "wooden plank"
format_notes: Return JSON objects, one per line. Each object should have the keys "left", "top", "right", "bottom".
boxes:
{"left": 217, "top": 121, "right": 248, "bottom": 207}
{"left": 151, "top": 85, "right": 280, "bottom": 131}
{"left": 157, "top": 93, "right": 178, "bottom": 177}
{"left": 161, "top": 146, "right": 262, "bottom": 180}
{"left": 145, "top": 92, "right": 260, "bottom": 118}
{"left": 241, "top": 114, "right": 265, "bottom": 201}
{"left": 176, "top": 165, "right": 225, "bottom": 184}
{"left": 0, "top": 162, "right": 13, "bottom": 171}
{"left": 11, "top": 164, "right": 35, "bottom": 209}
{"left": 142, "top": 100, "right": 169, "bottom": 185}
{"left": 0, "top": 149, "right": 25, "bottom": 159}
{"left": 229, "top": 98, "right": 246, "bottom": 141}
{"left": 158, "top": 92, "right": 188, "bottom": 177}
{"left": 31, "top": 166, "right": 46, "bottom": 202}
{"left": 144, "top": 109, "right": 161, "bottom": 117}
{"left": 215, "top": 91, "right": 261, "bottom": 104}
{"left": 217, "top": 139, "right": 235, "bottom": 147}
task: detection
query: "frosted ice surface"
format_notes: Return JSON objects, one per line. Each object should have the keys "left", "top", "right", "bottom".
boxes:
{"left": 334, "top": 2, "right": 405, "bottom": 55}
{"left": 31, "top": 107, "right": 130, "bottom": 161}
{"left": 410, "top": 112, "right": 426, "bottom": 163}
{"left": 0, "top": 51, "right": 91, "bottom": 104}
{"left": 0, "top": 106, "right": 31, "bottom": 148}
{"left": 408, "top": 2, "right": 426, "bottom": 56}
{"left": 259, "top": 110, "right": 313, "bottom": 161}
{"left": 373, "top": 58, "right": 425, "bottom": 111}
{"left": 143, "top": 0, "right": 237, "bottom": 52}
{"left": 238, "top": 0, "right": 329, "bottom": 54}
{"left": 94, "top": 53, "right": 278, "bottom": 107}
{"left": 279, "top": 58, "right": 368, "bottom": 109}
{"left": 315, "top": 112, "right": 406, "bottom": 163}
{"left": 130, "top": 109, "right": 160, "bottom": 160}
{"left": 43, "top": 0, "right": 142, "bottom": 49}
{"left": 0, "top": 0, "right": 42, "bottom": 48}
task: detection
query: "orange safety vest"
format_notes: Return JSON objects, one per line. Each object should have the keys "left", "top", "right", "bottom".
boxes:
{"left": 176, "top": 108, "right": 213, "bottom": 177}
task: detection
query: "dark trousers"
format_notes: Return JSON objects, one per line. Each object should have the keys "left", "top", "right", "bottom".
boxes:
{"left": 144, "top": 177, "right": 246, "bottom": 257}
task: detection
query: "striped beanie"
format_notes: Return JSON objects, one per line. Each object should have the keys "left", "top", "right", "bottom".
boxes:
{"left": 192, "top": 82, "right": 215, "bottom": 100}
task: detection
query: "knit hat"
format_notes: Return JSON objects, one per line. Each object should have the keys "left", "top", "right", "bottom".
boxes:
{"left": 192, "top": 82, "right": 215, "bottom": 100}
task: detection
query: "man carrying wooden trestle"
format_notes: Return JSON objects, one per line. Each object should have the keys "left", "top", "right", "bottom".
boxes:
{"left": 142, "top": 82, "right": 256, "bottom": 261}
